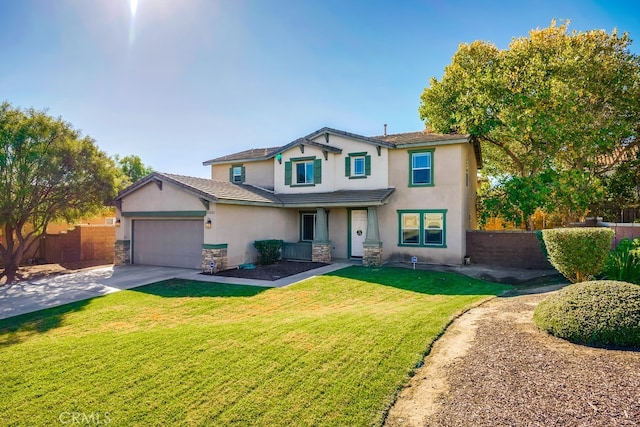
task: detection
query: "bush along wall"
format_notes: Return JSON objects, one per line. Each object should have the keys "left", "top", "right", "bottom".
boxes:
{"left": 542, "top": 227, "right": 614, "bottom": 283}
{"left": 253, "top": 239, "right": 283, "bottom": 265}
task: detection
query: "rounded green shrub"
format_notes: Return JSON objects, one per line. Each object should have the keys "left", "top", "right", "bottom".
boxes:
{"left": 533, "top": 280, "right": 640, "bottom": 348}
{"left": 541, "top": 227, "right": 614, "bottom": 283}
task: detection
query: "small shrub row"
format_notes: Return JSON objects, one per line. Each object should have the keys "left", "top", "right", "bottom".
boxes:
{"left": 533, "top": 280, "right": 640, "bottom": 348}
{"left": 541, "top": 227, "right": 613, "bottom": 283}
{"left": 253, "top": 239, "right": 283, "bottom": 265}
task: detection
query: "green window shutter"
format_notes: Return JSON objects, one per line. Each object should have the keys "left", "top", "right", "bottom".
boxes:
{"left": 229, "top": 166, "right": 233, "bottom": 182}
{"left": 284, "top": 161, "right": 292, "bottom": 185}
{"left": 365, "top": 155, "right": 371, "bottom": 176}
{"left": 240, "top": 166, "right": 246, "bottom": 183}
{"left": 345, "top": 157, "right": 351, "bottom": 177}
{"left": 314, "top": 158, "right": 322, "bottom": 184}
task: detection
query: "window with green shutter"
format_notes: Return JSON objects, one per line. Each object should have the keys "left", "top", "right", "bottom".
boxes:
{"left": 229, "top": 165, "right": 245, "bottom": 183}
{"left": 285, "top": 157, "right": 320, "bottom": 186}
{"left": 345, "top": 152, "right": 371, "bottom": 179}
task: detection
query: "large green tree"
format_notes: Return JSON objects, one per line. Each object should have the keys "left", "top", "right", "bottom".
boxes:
{"left": 0, "top": 103, "right": 119, "bottom": 283}
{"left": 113, "top": 154, "right": 154, "bottom": 187}
{"left": 419, "top": 20, "right": 640, "bottom": 229}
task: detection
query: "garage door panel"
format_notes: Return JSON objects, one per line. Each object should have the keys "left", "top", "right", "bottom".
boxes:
{"left": 133, "top": 220, "right": 203, "bottom": 269}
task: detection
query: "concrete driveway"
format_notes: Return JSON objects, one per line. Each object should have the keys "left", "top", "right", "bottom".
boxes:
{"left": 0, "top": 265, "right": 201, "bottom": 320}
{"left": 0, "top": 263, "right": 351, "bottom": 320}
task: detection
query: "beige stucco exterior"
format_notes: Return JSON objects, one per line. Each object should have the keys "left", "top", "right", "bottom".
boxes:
{"left": 211, "top": 159, "right": 275, "bottom": 189}
{"left": 380, "top": 142, "right": 470, "bottom": 265}
{"left": 115, "top": 128, "right": 480, "bottom": 269}
{"left": 115, "top": 180, "right": 208, "bottom": 242}
{"left": 210, "top": 204, "right": 297, "bottom": 266}
{"left": 274, "top": 134, "right": 389, "bottom": 194}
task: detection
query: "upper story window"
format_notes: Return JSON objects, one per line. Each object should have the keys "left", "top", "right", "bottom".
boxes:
{"left": 345, "top": 152, "right": 371, "bottom": 179}
{"left": 229, "top": 165, "right": 245, "bottom": 183}
{"left": 284, "top": 157, "right": 322, "bottom": 186}
{"left": 296, "top": 160, "right": 314, "bottom": 184}
{"left": 353, "top": 157, "right": 365, "bottom": 176}
{"left": 409, "top": 149, "right": 434, "bottom": 186}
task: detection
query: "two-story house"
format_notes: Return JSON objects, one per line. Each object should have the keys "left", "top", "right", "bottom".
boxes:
{"left": 113, "top": 127, "right": 481, "bottom": 270}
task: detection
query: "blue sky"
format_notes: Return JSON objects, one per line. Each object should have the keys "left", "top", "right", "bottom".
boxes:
{"left": 1, "top": 0, "right": 639, "bottom": 178}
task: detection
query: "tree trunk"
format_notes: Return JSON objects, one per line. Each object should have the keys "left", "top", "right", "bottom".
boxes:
{"left": 1, "top": 257, "right": 19, "bottom": 284}
{"left": 526, "top": 215, "right": 535, "bottom": 231}
{"left": 0, "top": 226, "right": 29, "bottom": 285}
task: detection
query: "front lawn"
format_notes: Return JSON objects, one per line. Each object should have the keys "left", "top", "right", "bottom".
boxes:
{"left": 0, "top": 267, "right": 508, "bottom": 426}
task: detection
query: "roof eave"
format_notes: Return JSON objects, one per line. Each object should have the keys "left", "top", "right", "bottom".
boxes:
{"left": 215, "top": 199, "right": 282, "bottom": 208}
{"left": 281, "top": 200, "right": 388, "bottom": 208}
{"left": 114, "top": 172, "right": 219, "bottom": 204}
{"left": 203, "top": 156, "right": 277, "bottom": 166}
{"left": 304, "top": 127, "right": 396, "bottom": 149}
{"left": 394, "top": 137, "right": 470, "bottom": 149}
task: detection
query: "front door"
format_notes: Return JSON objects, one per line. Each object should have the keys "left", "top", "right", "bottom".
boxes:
{"left": 350, "top": 209, "right": 367, "bottom": 257}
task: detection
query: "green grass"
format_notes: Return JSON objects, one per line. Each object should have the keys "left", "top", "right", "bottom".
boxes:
{"left": 0, "top": 267, "right": 508, "bottom": 426}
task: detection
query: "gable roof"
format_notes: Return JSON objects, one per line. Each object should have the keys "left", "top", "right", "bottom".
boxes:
{"left": 115, "top": 172, "right": 281, "bottom": 207}
{"left": 203, "top": 127, "right": 395, "bottom": 166}
{"left": 115, "top": 172, "right": 395, "bottom": 208}
{"left": 374, "top": 130, "right": 469, "bottom": 146}
{"left": 202, "top": 147, "right": 281, "bottom": 165}
{"left": 303, "top": 127, "right": 395, "bottom": 148}
{"left": 201, "top": 127, "right": 482, "bottom": 168}
{"left": 278, "top": 137, "right": 343, "bottom": 156}
{"left": 375, "top": 130, "right": 482, "bottom": 168}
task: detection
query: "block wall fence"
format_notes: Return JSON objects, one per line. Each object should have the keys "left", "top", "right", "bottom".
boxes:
{"left": 466, "top": 223, "right": 640, "bottom": 270}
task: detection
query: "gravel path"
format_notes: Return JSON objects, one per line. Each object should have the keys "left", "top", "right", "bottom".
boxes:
{"left": 386, "top": 292, "right": 640, "bottom": 426}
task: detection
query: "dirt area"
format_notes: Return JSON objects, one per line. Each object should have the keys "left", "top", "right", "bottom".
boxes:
{"left": 385, "top": 291, "right": 640, "bottom": 426}
{"left": 203, "top": 261, "right": 329, "bottom": 281}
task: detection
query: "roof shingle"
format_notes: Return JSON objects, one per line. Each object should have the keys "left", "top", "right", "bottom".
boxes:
{"left": 116, "top": 172, "right": 395, "bottom": 208}
{"left": 374, "top": 130, "right": 469, "bottom": 145}
{"left": 202, "top": 147, "right": 281, "bottom": 165}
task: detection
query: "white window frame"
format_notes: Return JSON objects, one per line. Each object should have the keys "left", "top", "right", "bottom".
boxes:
{"left": 295, "top": 160, "right": 314, "bottom": 185}
{"left": 352, "top": 156, "right": 365, "bottom": 177}
{"left": 410, "top": 150, "right": 433, "bottom": 186}
{"left": 232, "top": 166, "right": 243, "bottom": 183}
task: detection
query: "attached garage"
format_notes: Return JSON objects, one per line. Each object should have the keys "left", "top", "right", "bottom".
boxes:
{"left": 132, "top": 220, "right": 203, "bottom": 269}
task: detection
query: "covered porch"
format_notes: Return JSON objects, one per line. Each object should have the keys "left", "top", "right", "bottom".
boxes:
{"left": 277, "top": 188, "right": 395, "bottom": 267}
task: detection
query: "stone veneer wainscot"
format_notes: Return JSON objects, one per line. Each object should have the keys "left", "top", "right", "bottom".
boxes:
{"left": 201, "top": 244, "right": 228, "bottom": 273}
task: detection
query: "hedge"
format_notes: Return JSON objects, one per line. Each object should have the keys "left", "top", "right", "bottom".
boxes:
{"left": 534, "top": 280, "right": 640, "bottom": 348}
{"left": 541, "top": 227, "right": 613, "bottom": 283}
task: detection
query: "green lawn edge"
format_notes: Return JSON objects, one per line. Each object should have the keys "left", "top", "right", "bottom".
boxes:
{"left": 0, "top": 266, "right": 509, "bottom": 426}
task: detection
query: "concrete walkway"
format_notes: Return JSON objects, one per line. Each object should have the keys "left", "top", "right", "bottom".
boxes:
{"left": 0, "top": 263, "right": 351, "bottom": 320}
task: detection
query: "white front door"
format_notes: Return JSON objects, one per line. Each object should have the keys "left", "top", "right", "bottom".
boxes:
{"left": 350, "top": 209, "right": 368, "bottom": 257}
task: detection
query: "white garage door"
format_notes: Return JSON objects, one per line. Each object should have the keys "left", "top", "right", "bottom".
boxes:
{"left": 132, "top": 220, "right": 203, "bottom": 269}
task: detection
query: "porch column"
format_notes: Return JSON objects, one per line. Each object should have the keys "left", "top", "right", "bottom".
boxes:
{"left": 363, "top": 206, "right": 383, "bottom": 267}
{"left": 312, "top": 207, "right": 331, "bottom": 263}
